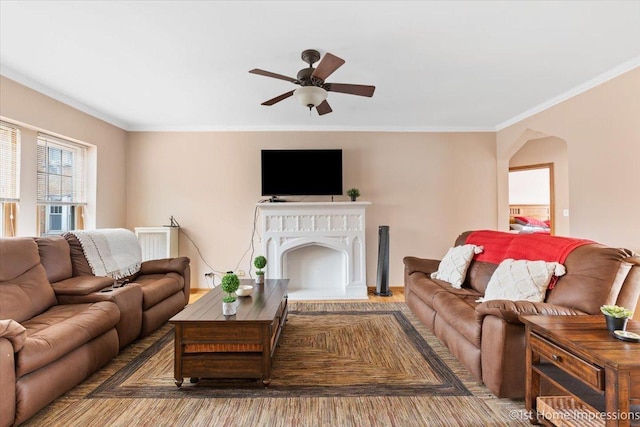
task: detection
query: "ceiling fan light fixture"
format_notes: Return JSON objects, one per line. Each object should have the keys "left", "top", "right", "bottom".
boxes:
{"left": 294, "top": 86, "right": 327, "bottom": 109}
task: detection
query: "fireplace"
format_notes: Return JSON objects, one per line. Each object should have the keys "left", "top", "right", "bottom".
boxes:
{"left": 258, "top": 202, "right": 370, "bottom": 300}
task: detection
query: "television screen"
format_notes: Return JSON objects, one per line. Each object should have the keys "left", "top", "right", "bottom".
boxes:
{"left": 261, "top": 149, "right": 343, "bottom": 196}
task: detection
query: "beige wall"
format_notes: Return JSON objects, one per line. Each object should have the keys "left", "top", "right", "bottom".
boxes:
{"left": 4, "top": 66, "right": 637, "bottom": 299}
{"left": 0, "top": 76, "right": 128, "bottom": 234}
{"left": 509, "top": 137, "right": 570, "bottom": 236}
{"left": 497, "top": 68, "right": 640, "bottom": 253}
{"left": 126, "top": 131, "right": 498, "bottom": 287}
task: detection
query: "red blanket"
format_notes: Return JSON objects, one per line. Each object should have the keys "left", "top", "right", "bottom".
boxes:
{"left": 465, "top": 230, "right": 593, "bottom": 288}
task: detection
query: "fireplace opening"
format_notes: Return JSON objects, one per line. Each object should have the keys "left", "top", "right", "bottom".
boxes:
{"left": 284, "top": 244, "right": 346, "bottom": 294}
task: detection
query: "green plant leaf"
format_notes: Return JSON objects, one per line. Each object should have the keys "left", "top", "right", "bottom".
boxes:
{"left": 221, "top": 273, "right": 240, "bottom": 294}
{"left": 600, "top": 304, "right": 633, "bottom": 318}
{"left": 254, "top": 256, "right": 267, "bottom": 269}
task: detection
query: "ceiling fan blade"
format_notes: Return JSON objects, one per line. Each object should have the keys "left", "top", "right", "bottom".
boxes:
{"left": 261, "top": 90, "right": 295, "bottom": 106}
{"left": 249, "top": 69, "right": 298, "bottom": 84}
{"left": 326, "top": 83, "right": 375, "bottom": 97}
{"left": 311, "top": 53, "right": 345, "bottom": 81}
{"left": 316, "top": 100, "right": 333, "bottom": 115}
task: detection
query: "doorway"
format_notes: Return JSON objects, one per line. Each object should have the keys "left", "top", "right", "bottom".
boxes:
{"left": 508, "top": 163, "right": 554, "bottom": 235}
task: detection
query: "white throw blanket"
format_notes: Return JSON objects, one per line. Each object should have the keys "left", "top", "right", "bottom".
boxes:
{"left": 68, "top": 228, "right": 142, "bottom": 280}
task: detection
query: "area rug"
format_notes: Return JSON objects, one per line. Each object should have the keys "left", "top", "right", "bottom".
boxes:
{"left": 89, "top": 307, "right": 469, "bottom": 399}
{"left": 23, "top": 302, "right": 530, "bottom": 427}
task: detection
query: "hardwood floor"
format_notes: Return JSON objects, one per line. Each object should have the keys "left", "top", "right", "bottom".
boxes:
{"left": 189, "top": 286, "right": 404, "bottom": 304}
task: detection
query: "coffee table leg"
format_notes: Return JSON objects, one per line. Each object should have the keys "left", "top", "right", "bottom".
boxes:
{"left": 175, "top": 378, "right": 183, "bottom": 387}
{"left": 262, "top": 378, "right": 271, "bottom": 387}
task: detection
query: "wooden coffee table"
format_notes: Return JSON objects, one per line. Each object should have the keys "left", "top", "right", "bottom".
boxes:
{"left": 521, "top": 315, "right": 640, "bottom": 427}
{"left": 169, "top": 279, "right": 288, "bottom": 387}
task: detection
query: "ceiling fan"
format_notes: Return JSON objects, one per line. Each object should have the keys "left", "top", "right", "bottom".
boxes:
{"left": 249, "top": 49, "right": 375, "bottom": 115}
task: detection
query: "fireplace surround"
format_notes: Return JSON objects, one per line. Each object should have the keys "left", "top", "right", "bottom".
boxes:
{"left": 258, "top": 202, "right": 370, "bottom": 300}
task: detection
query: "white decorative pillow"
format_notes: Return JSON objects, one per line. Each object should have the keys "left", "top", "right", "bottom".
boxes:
{"left": 430, "top": 244, "right": 483, "bottom": 289}
{"left": 477, "top": 259, "right": 566, "bottom": 303}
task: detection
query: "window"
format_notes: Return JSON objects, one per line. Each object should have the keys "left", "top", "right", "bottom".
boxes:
{"left": 37, "top": 133, "right": 86, "bottom": 235}
{"left": 0, "top": 122, "right": 20, "bottom": 237}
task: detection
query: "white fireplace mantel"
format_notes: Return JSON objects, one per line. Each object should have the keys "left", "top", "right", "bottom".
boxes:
{"left": 258, "top": 202, "right": 370, "bottom": 300}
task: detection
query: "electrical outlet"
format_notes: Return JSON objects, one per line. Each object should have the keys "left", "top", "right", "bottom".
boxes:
{"left": 236, "top": 270, "right": 245, "bottom": 277}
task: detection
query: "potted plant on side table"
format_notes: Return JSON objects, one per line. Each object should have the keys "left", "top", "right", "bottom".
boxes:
{"left": 600, "top": 304, "right": 633, "bottom": 332}
{"left": 221, "top": 273, "right": 240, "bottom": 316}
{"left": 254, "top": 255, "right": 267, "bottom": 284}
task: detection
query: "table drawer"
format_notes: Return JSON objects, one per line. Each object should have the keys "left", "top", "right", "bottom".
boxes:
{"left": 182, "top": 354, "right": 263, "bottom": 377}
{"left": 181, "top": 323, "right": 262, "bottom": 341}
{"left": 531, "top": 334, "right": 603, "bottom": 390}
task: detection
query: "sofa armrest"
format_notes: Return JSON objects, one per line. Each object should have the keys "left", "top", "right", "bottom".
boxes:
{"left": 139, "top": 257, "right": 190, "bottom": 276}
{"left": 475, "top": 300, "right": 587, "bottom": 325}
{"left": 0, "top": 319, "right": 26, "bottom": 352}
{"left": 0, "top": 320, "right": 23, "bottom": 426}
{"left": 0, "top": 337, "right": 16, "bottom": 427}
{"left": 403, "top": 256, "right": 440, "bottom": 275}
{"left": 52, "top": 276, "right": 114, "bottom": 296}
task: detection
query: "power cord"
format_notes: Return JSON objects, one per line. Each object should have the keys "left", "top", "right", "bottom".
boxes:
{"left": 233, "top": 203, "right": 262, "bottom": 278}
{"left": 172, "top": 196, "right": 293, "bottom": 287}
{"left": 171, "top": 216, "right": 226, "bottom": 287}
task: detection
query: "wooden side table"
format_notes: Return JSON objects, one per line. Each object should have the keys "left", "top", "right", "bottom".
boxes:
{"left": 521, "top": 315, "right": 640, "bottom": 427}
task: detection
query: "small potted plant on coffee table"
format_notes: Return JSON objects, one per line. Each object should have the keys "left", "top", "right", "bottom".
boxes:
{"left": 254, "top": 255, "right": 267, "bottom": 284}
{"left": 221, "top": 273, "right": 240, "bottom": 316}
{"left": 347, "top": 187, "right": 360, "bottom": 202}
{"left": 600, "top": 304, "right": 633, "bottom": 332}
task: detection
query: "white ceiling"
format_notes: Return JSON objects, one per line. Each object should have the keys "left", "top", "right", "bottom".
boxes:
{"left": 1, "top": 1, "right": 639, "bottom": 132}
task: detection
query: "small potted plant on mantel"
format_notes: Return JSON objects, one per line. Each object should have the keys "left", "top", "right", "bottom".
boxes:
{"left": 254, "top": 255, "right": 267, "bottom": 284}
{"left": 221, "top": 273, "right": 240, "bottom": 316}
{"left": 600, "top": 304, "right": 633, "bottom": 332}
{"left": 347, "top": 187, "right": 360, "bottom": 202}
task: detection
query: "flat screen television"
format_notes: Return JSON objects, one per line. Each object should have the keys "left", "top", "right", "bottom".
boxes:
{"left": 261, "top": 149, "right": 343, "bottom": 197}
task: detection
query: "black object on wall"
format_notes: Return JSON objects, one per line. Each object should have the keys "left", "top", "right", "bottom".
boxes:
{"left": 375, "top": 225, "right": 392, "bottom": 296}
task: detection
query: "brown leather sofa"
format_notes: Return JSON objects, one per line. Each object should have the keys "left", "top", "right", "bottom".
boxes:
{"left": 0, "top": 234, "right": 191, "bottom": 427}
{"left": 404, "top": 230, "right": 640, "bottom": 399}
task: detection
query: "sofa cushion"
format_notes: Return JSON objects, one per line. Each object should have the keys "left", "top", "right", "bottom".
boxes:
{"left": 406, "top": 273, "right": 453, "bottom": 308}
{"left": 16, "top": 301, "right": 120, "bottom": 377}
{"left": 0, "top": 238, "right": 41, "bottom": 282}
{"left": 0, "top": 238, "right": 57, "bottom": 323}
{"left": 63, "top": 233, "right": 94, "bottom": 276}
{"left": 432, "top": 291, "right": 482, "bottom": 347}
{"left": 464, "top": 260, "right": 498, "bottom": 294}
{"left": 134, "top": 274, "right": 184, "bottom": 310}
{"left": 430, "top": 244, "right": 483, "bottom": 289}
{"left": 36, "top": 236, "right": 73, "bottom": 283}
{"left": 479, "top": 259, "right": 566, "bottom": 303}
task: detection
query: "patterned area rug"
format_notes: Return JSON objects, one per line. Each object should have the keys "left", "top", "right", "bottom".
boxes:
{"left": 23, "top": 302, "right": 529, "bottom": 427}
{"left": 89, "top": 308, "right": 469, "bottom": 399}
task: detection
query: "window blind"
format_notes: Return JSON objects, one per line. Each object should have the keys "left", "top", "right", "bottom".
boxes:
{"left": 0, "top": 122, "right": 20, "bottom": 202}
{"left": 37, "top": 133, "right": 86, "bottom": 205}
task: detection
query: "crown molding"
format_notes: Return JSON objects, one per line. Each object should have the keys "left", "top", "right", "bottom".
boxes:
{"left": 1, "top": 66, "right": 130, "bottom": 130}
{"left": 495, "top": 56, "right": 640, "bottom": 131}
{"left": 126, "top": 124, "right": 496, "bottom": 132}
{"left": 4, "top": 56, "right": 639, "bottom": 134}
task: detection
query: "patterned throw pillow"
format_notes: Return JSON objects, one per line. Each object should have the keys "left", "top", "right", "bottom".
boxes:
{"left": 431, "top": 244, "right": 484, "bottom": 289}
{"left": 477, "top": 259, "right": 566, "bottom": 303}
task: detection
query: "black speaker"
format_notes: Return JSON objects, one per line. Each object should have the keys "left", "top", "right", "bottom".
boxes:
{"left": 374, "top": 225, "right": 392, "bottom": 296}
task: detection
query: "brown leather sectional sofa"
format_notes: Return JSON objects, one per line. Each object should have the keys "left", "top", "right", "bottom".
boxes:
{"left": 0, "top": 234, "right": 190, "bottom": 427}
{"left": 404, "top": 230, "right": 640, "bottom": 398}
